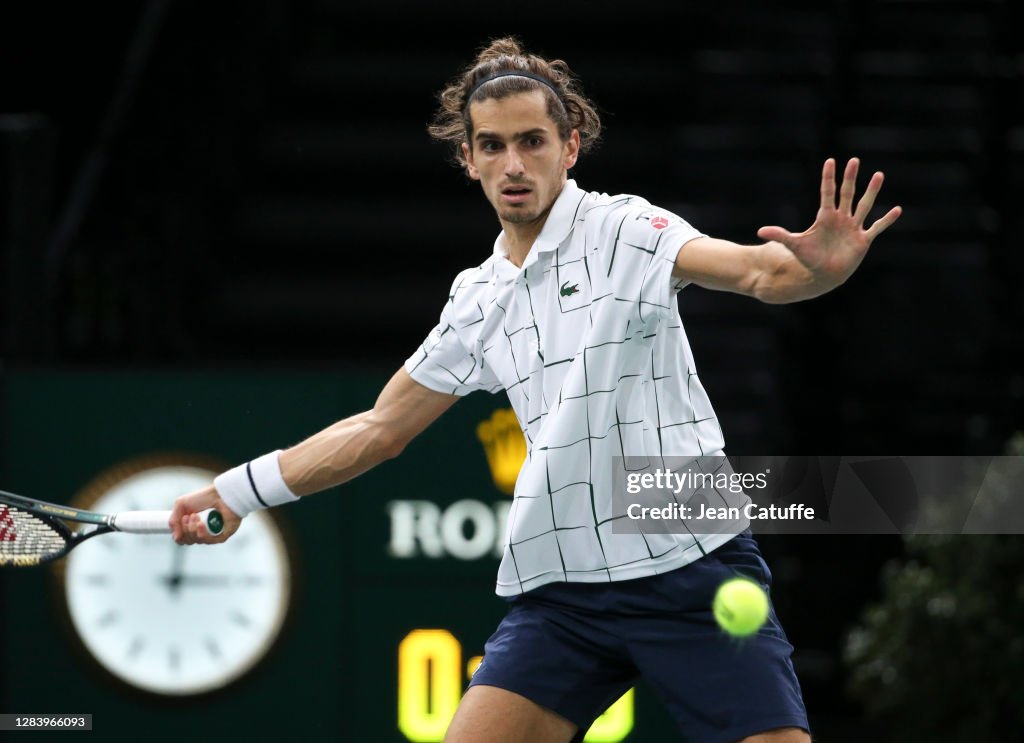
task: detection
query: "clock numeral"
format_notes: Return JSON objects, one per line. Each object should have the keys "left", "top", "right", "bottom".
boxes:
{"left": 83, "top": 574, "right": 109, "bottom": 587}
{"left": 127, "top": 636, "right": 145, "bottom": 660}
{"left": 228, "top": 610, "right": 252, "bottom": 629}
{"left": 95, "top": 610, "right": 119, "bottom": 628}
{"left": 168, "top": 646, "right": 180, "bottom": 671}
{"left": 230, "top": 536, "right": 251, "bottom": 551}
{"left": 204, "top": 638, "right": 222, "bottom": 659}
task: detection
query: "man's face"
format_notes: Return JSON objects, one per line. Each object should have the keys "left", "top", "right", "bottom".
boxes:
{"left": 462, "top": 90, "right": 580, "bottom": 227}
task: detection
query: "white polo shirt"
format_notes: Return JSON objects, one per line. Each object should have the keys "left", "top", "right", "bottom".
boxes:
{"left": 406, "top": 179, "right": 740, "bottom": 596}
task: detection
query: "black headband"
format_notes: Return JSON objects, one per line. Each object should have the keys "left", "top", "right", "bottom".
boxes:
{"left": 465, "top": 71, "right": 565, "bottom": 109}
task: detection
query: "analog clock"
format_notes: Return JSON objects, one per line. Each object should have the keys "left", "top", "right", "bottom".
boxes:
{"left": 53, "top": 455, "right": 295, "bottom": 697}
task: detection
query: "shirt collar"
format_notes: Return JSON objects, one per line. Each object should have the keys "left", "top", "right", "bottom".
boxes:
{"left": 491, "top": 179, "right": 585, "bottom": 281}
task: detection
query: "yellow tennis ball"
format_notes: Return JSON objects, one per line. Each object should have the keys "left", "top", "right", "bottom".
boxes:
{"left": 713, "top": 578, "right": 769, "bottom": 637}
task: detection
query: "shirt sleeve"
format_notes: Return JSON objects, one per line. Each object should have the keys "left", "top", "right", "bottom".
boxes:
{"left": 597, "top": 201, "right": 705, "bottom": 321}
{"left": 404, "top": 276, "right": 503, "bottom": 397}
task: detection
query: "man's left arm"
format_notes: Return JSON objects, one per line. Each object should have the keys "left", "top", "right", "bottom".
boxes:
{"left": 672, "top": 157, "right": 902, "bottom": 304}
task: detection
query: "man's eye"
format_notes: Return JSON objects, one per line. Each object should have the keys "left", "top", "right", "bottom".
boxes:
{"left": 482, "top": 141, "right": 502, "bottom": 152}
{"left": 527, "top": 137, "right": 543, "bottom": 147}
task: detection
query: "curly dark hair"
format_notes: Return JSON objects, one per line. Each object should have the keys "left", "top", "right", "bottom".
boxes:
{"left": 428, "top": 37, "right": 602, "bottom": 171}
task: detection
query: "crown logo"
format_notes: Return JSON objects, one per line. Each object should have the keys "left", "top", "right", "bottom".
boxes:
{"left": 476, "top": 408, "right": 527, "bottom": 495}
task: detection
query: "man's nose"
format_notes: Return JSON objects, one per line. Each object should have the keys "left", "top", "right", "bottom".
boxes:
{"left": 504, "top": 146, "right": 525, "bottom": 177}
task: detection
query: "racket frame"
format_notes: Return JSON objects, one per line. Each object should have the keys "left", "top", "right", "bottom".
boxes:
{"left": 0, "top": 489, "right": 220, "bottom": 567}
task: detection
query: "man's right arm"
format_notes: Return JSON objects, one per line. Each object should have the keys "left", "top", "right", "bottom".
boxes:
{"left": 170, "top": 368, "right": 459, "bottom": 544}
{"left": 279, "top": 367, "right": 460, "bottom": 495}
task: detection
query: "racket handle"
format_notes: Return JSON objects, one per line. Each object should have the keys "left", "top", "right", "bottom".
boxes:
{"left": 112, "top": 508, "right": 224, "bottom": 536}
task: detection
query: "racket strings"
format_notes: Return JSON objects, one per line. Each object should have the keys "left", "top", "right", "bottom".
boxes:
{"left": 0, "top": 505, "right": 69, "bottom": 565}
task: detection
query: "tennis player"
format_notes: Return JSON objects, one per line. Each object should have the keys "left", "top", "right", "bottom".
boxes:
{"left": 171, "top": 38, "right": 900, "bottom": 743}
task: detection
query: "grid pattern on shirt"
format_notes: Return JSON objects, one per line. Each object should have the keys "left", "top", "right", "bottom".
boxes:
{"left": 405, "top": 181, "right": 747, "bottom": 596}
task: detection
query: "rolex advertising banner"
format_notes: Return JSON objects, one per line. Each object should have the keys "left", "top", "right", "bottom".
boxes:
{"left": 0, "top": 370, "right": 658, "bottom": 741}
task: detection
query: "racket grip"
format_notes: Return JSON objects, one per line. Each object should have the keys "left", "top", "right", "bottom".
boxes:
{"left": 112, "top": 508, "right": 224, "bottom": 536}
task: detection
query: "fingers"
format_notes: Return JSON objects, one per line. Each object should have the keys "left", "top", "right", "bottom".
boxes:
{"left": 819, "top": 158, "right": 836, "bottom": 211}
{"left": 854, "top": 171, "right": 884, "bottom": 226}
{"left": 172, "top": 510, "right": 204, "bottom": 545}
{"left": 865, "top": 205, "right": 903, "bottom": 241}
{"left": 189, "top": 512, "right": 214, "bottom": 541}
{"left": 173, "top": 512, "right": 201, "bottom": 545}
{"left": 175, "top": 508, "right": 237, "bottom": 545}
{"left": 171, "top": 484, "right": 236, "bottom": 546}
{"left": 757, "top": 225, "right": 793, "bottom": 246}
{"left": 838, "top": 158, "right": 859, "bottom": 215}
{"left": 170, "top": 487, "right": 214, "bottom": 543}
{"left": 824, "top": 158, "right": 900, "bottom": 239}
{"left": 170, "top": 501, "right": 191, "bottom": 543}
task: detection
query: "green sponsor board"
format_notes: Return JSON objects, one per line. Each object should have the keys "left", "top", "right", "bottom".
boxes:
{"left": 0, "top": 370, "right": 676, "bottom": 741}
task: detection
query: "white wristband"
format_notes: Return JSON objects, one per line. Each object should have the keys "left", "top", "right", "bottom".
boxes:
{"left": 213, "top": 450, "right": 299, "bottom": 518}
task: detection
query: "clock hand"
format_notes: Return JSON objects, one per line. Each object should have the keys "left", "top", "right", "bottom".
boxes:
{"left": 156, "top": 574, "right": 266, "bottom": 588}
{"left": 166, "top": 543, "right": 186, "bottom": 596}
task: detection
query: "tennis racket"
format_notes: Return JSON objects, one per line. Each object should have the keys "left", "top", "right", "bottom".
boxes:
{"left": 0, "top": 489, "right": 223, "bottom": 568}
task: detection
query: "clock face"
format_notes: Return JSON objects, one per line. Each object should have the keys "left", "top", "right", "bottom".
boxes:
{"left": 57, "top": 461, "right": 293, "bottom": 696}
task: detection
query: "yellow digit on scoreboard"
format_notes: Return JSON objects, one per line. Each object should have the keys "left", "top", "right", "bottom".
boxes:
{"left": 398, "top": 630, "right": 633, "bottom": 742}
{"left": 398, "top": 629, "right": 462, "bottom": 742}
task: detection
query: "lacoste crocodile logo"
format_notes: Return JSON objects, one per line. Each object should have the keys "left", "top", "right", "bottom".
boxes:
{"left": 560, "top": 281, "right": 580, "bottom": 297}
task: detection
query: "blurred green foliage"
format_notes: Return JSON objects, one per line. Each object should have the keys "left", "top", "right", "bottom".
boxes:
{"left": 843, "top": 434, "right": 1024, "bottom": 741}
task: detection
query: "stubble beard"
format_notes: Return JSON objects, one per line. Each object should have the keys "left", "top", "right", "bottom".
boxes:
{"left": 494, "top": 188, "right": 555, "bottom": 227}
{"left": 498, "top": 206, "right": 542, "bottom": 224}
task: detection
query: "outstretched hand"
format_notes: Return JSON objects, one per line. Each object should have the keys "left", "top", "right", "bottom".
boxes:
{"left": 757, "top": 158, "right": 902, "bottom": 289}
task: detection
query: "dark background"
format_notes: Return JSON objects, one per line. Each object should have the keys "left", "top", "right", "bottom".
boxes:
{"left": 1, "top": 0, "right": 1021, "bottom": 740}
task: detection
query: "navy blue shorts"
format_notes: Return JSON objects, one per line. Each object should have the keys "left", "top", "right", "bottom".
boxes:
{"left": 469, "top": 531, "right": 809, "bottom": 743}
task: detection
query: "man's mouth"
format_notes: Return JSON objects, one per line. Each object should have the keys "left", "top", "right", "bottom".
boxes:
{"left": 501, "top": 186, "right": 532, "bottom": 204}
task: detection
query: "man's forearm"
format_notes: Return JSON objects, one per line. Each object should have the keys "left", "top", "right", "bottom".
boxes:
{"left": 278, "top": 411, "right": 403, "bottom": 496}
{"left": 276, "top": 368, "right": 458, "bottom": 498}
{"left": 673, "top": 236, "right": 833, "bottom": 303}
